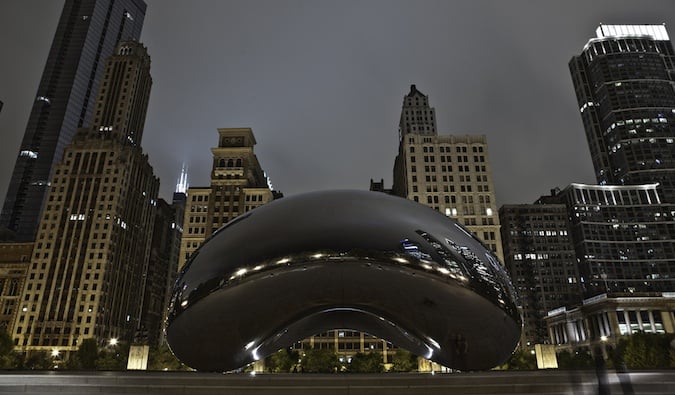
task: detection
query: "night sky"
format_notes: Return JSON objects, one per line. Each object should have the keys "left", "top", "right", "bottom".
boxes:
{"left": 1, "top": 1, "right": 674, "bottom": 208}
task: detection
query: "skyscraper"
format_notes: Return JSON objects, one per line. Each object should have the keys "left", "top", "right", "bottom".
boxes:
{"left": 1, "top": 0, "right": 147, "bottom": 242}
{"left": 392, "top": 85, "right": 503, "bottom": 261}
{"left": 570, "top": 24, "right": 675, "bottom": 202}
{"left": 499, "top": 202, "right": 581, "bottom": 348}
{"left": 11, "top": 41, "right": 158, "bottom": 356}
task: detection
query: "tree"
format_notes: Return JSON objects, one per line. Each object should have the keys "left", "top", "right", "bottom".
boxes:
{"left": 0, "top": 330, "right": 20, "bottom": 369}
{"left": 616, "top": 332, "right": 674, "bottom": 369}
{"left": 70, "top": 338, "right": 99, "bottom": 370}
{"left": 391, "top": 349, "right": 418, "bottom": 372}
{"left": 24, "top": 352, "right": 53, "bottom": 370}
{"left": 96, "top": 343, "right": 129, "bottom": 370}
{"left": 301, "top": 348, "right": 338, "bottom": 373}
{"left": 557, "top": 349, "right": 594, "bottom": 369}
{"left": 267, "top": 348, "right": 299, "bottom": 373}
{"left": 497, "top": 348, "right": 536, "bottom": 370}
{"left": 348, "top": 352, "right": 384, "bottom": 373}
{"left": 148, "top": 344, "right": 190, "bottom": 371}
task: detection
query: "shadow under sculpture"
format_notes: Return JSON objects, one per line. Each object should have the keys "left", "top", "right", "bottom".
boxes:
{"left": 166, "top": 190, "right": 521, "bottom": 372}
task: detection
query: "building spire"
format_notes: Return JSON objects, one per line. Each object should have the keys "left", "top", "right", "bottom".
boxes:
{"left": 176, "top": 163, "right": 189, "bottom": 194}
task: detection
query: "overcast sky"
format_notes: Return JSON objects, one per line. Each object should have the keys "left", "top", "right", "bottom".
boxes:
{"left": 1, "top": 1, "right": 674, "bottom": 208}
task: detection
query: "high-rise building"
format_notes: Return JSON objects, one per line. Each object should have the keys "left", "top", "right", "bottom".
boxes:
{"left": 392, "top": 85, "right": 503, "bottom": 261}
{"left": 548, "top": 183, "right": 675, "bottom": 296}
{"left": 178, "top": 128, "right": 278, "bottom": 271}
{"left": 499, "top": 202, "right": 581, "bottom": 348}
{"left": 1, "top": 0, "right": 147, "bottom": 242}
{"left": 570, "top": 24, "right": 675, "bottom": 202}
{"left": 11, "top": 41, "right": 158, "bottom": 356}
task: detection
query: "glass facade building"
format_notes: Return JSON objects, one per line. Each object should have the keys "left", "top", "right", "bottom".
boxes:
{"left": 1, "top": 0, "right": 147, "bottom": 242}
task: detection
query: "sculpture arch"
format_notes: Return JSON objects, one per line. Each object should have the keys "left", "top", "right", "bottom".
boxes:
{"left": 166, "top": 190, "right": 521, "bottom": 372}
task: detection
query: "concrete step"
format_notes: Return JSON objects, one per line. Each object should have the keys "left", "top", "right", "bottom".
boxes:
{"left": 0, "top": 370, "right": 672, "bottom": 395}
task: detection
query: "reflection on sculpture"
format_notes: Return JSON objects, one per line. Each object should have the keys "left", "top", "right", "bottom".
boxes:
{"left": 166, "top": 190, "right": 521, "bottom": 372}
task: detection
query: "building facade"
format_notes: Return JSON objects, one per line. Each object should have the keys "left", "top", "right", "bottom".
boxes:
{"left": 392, "top": 85, "right": 503, "bottom": 261}
{"left": 551, "top": 183, "right": 675, "bottom": 296}
{"left": 570, "top": 24, "right": 675, "bottom": 203}
{"left": 0, "top": 243, "right": 32, "bottom": 332}
{"left": 10, "top": 41, "right": 159, "bottom": 357}
{"left": 178, "top": 128, "right": 277, "bottom": 271}
{"left": 499, "top": 203, "right": 581, "bottom": 348}
{"left": 545, "top": 292, "right": 675, "bottom": 357}
{"left": 1, "top": 0, "right": 147, "bottom": 242}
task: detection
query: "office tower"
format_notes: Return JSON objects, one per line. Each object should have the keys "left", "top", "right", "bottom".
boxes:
{"left": 392, "top": 85, "right": 503, "bottom": 261}
{"left": 0, "top": 243, "right": 32, "bottom": 331}
{"left": 499, "top": 203, "right": 581, "bottom": 348}
{"left": 548, "top": 183, "right": 675, "bottom": 296}
{"left": 11, "top": 41, "right": 158, "bottom": 356}
{"left": 178, "top": 128, "right": 278, "bottom": 271}
{"left": 1, "top": 0, "right": 147, "bottom": 242}
{"left": 570, "top": 24, "right": 675, "bottom": 202}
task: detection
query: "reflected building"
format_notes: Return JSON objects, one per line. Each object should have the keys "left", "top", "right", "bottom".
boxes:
{"left": 1, "top": 0, "right": 147, "bottom": 242}
{"left": 11, "top": 41, "right": 159, "bottom": 357}
{"left": 178, "top": 128, "right": 279, "bottom": 271}
{"left": 570, "top": 24, "right": 675, "bottom": 203}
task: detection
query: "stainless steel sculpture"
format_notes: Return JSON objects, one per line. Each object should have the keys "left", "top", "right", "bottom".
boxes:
{"left": 166, "top": 190, "right": 521, "bottom": 372}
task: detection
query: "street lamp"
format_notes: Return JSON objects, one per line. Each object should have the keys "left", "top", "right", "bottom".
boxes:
{"left": 109, "top": 338, "right": 118, "bottom": 346}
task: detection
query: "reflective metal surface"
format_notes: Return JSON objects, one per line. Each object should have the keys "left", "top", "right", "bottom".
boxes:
{"left": 166, "top": 190, "right": 521, "bottom": 372}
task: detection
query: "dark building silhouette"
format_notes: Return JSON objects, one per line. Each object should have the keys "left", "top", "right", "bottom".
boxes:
{"left": 499, "top": 202, "right": 581, "bottom": 348}
{"left": 139, "top": 192, "right": 184, "bottom": 347}
{"left": 11, "top": 41, "right": 158, "bottom": 357}
{"left": 570, "top": 24, "right": 675, "bottom": 202}
{"left": 1, "top": 0, "right": 146, "bottom": 242}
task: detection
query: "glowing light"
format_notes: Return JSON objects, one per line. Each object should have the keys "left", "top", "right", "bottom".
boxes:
{"left": 235, "top": 268, "right": 247, "bottom": 277}
{"left": 20, "top": 150, "right": 38, "bottom": 159}
{"left": 51, "top": 349, "right": 60, "bottom": 357}
{"left": 276, "top": 258, "right": 291, "bottom": 264}
{"left": 311, "top": 253, "right": 324, "bottom": 259}
{"left": 392, "top": 257, "right": 409, "bottom": 264}
{"left": 252, "top": 265, "right": 264, "bottom": 271}
{"left": 180, "top": 300, "right": 188, "bottom": 307}
{"left": 437, "top": 267, "right": 450, "bottom": 275}
{"left": 600, "top": 335, "right": 608, "bottom": 342}
{"left": 244, "top": 341, "right": 255, "bottom": 350}
{"left": 109, "top": 338, "right": 118, "bottom": 346}
{"left": 176, "top": 163, "right": 189, "bottom": 193}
